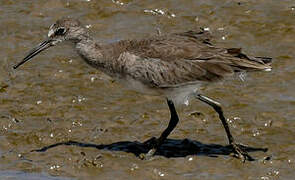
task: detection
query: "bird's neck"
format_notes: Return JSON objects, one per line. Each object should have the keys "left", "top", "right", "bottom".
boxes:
{"left": 75, "top": 38, "right": 124, "bottom": 76}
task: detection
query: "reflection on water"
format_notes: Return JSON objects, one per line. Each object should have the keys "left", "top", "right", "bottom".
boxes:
{"left": 0, "top": 0, "right": 294, "bottom": 179}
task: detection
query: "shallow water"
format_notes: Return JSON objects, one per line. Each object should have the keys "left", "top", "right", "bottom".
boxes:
{"left": 0, "top": 0, "right": 295, "bottom": 179}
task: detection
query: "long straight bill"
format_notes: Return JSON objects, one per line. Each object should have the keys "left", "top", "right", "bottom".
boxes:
{"left": 13, "top": 39, "right": 53, "bottom": 69}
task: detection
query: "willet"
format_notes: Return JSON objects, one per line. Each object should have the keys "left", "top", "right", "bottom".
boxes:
{"left": 14, "top": 18, "right": 271, "bottom": 161}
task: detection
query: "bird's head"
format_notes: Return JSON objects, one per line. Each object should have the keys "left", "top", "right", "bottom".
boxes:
{"left": 13, "top": 18, "right": 87, "bottom": 69}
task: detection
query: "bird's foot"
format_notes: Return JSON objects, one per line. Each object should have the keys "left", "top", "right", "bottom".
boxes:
{"left": 139, "top": 137, "right": 159, "bottom": 160}
{"left": 231, "top": 142, "right": 255, "bottom": 162}
{"left": 139, "top": 148, "right": 157, "bottom": 160}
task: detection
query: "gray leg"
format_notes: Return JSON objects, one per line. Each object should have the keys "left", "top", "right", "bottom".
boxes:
{"left": 196, "top": 94, "right": 253, "bottom": 161}
{"left": 141, "top": 99, "right": 179, "bottom": 159}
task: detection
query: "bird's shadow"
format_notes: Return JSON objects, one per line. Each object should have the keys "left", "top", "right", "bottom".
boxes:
{"left": 31, "top": 137, "right": 268, "bottom": 161}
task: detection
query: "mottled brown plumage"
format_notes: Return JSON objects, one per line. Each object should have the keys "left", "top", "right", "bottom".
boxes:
{"left": 78, "top": 29, "right": 271, "bottom": 88}
{"left": 14, "top": 18, "right": 271, "bottom": 161}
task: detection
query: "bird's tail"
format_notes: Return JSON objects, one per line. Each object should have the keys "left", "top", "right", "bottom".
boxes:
{"left": 253, "top": 56, "right": 272, "bottom": 71}
{"left": 226, "top": 48, "right": 272, "bottom": 72}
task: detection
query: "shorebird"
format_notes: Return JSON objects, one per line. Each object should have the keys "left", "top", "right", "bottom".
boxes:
{"left": 14, "top": 18, "right": 271, "bottom": 161}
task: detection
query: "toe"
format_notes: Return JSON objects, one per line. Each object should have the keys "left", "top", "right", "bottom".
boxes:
{"left": 231, "top": 143, "right": 254, "bottom": 162}
{"left": 139, "top": 148, "right": 157, "bottom": 160}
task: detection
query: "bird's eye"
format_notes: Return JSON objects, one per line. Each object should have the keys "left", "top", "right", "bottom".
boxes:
{"left": 55, "top": 27, "right": 66, "bottom": 35}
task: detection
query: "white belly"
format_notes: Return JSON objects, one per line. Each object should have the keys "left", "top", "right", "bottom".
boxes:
{"left": 119, "top": 75, "right": 205, "bottom": 105}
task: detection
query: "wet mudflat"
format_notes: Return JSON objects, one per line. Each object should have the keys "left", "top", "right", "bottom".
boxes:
{"left": 0, "top": 0, "right": 294, "bottom": 179}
